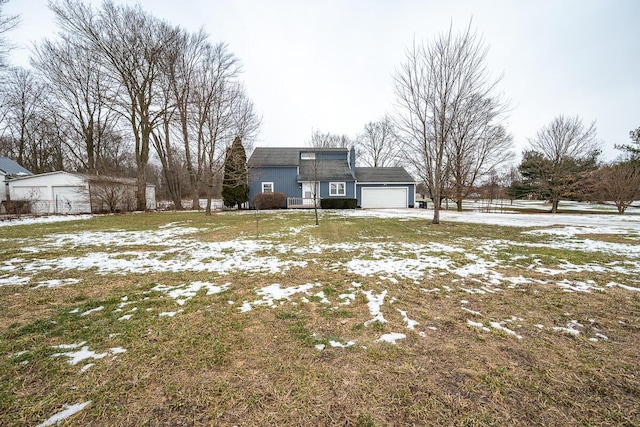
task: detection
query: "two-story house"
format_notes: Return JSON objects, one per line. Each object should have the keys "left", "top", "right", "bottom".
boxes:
{"left": 247, "top": 147, "right": 415, "bottom": 209}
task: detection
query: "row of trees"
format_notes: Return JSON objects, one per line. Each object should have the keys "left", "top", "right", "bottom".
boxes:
{"left": 0, "top": 0, "right": 259, "bottom": 212}
{"left": 511, "top": 120, "right": 640, "bottom": 214}
{"left": 311, "top": 23, "right": 637, "bottom": 220}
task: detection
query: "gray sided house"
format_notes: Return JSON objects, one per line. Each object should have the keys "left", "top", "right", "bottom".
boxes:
{"left": 0, "top": 157, "right": 33, "bottom": 202}
{"left": 247, "top": 147, "right": 415, "bottom": 208}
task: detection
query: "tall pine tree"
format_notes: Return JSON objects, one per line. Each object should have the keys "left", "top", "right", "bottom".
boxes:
{"left": 222, "top": 136, "right": 249, "bottom": 208}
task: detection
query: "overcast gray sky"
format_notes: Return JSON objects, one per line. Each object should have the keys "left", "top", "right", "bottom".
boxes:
{"left": 5, "top": 0, "right": 639, "bottom": 161}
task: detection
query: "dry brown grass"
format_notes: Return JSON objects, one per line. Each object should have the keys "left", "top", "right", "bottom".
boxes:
{"left": 1, "top": 210, "right": 639, "bottom": 426}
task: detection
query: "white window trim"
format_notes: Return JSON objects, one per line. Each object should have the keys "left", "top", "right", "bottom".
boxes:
{"left": 301, "top": 152, "right": 316, "bottom": 160}
{"left": 262, "top": 182, "right": 274, "bottom": 193}
{"left": 329, "top": 182, "right": 346, "bottom": 196}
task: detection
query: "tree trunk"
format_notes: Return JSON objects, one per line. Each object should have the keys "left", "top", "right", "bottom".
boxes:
{"left": 456, "top": 198, "right": 463, "bottom": 211}
{"left": 551, "top": 198, "right": 558, "bottom": 214}
{"left": 136, "top": 128, "right": 151, "bottom": 211}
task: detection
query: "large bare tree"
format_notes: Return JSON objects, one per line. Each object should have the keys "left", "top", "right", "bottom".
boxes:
{"left": 0, "top": 0, "right": 19, "bottom": 68}
{"left": 50, "top": 0, "right": 180, "bottom": 210}
{"left": 32, "top": 38, "right": 120, "bottom": 174}
{"left": 394, "top": 24, "right": 504, "bottom": 224}
{"left": 356, "top": 116, "right": 400, "bottom": 167}
{"left": 0, "top": 67, "right": 47, "bottom": 167}
{"left": 447, "top": 92, "right": 513, "bottom": 210}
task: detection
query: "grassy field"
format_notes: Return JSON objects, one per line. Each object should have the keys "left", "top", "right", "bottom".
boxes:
{"left": 1, "top": 209, "right": 639, "bottom": 426}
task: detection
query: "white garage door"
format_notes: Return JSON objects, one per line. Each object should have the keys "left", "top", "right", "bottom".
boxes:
{"left": 361, "top": 187, "right": 407, "bottom": 209}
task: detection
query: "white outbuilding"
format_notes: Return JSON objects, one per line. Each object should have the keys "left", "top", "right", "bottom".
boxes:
{"left": 8, "top": 171, "right": 156, "bottom": 214}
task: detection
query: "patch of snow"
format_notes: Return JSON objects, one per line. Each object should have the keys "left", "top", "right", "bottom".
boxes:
{"left": 0, "top": 215, "right": 92, "bottom": 228}
{"left": 376, "top": 333, "right": 406, "bottom": 344}
{"left": 51, "top": 342, "right": 86, "bottom": 349}
{"left": 363, "top": 290, "right": 387, "bottom": 326}
{"left": 159, "top": 310, "right": 183, "bottom": 317}
{"left": 36, "top": 401, "right": 92, "bottom": 427}
{"left": 252, "top": 283, "right": 318, "bottom": 308}
{"left": 338, "top": 293, "right": 355, "bottom": 304}
{"left": 314, "top": 291, "right": 330, "bottom": 304}
{"left": 489, "top": 321, "right": 523, "bottom": 339}
{"left": 315, "top": 344, "right": 325, "bottom": 350}
{"left": 467, "top": 320, "right": 491, "bottom": 332}
{"left": 0, "top": 275, "right": 31, "bottom": 286}
{"left": 151, "top": 281, "right": 230, "bottom": 305}
{"left": 553, "top": 321, "right": 583, "bottom": 336}
{"left": 118, "top": 314, "right": 133, "bottom": 321}
{"left": 607, "top": 282, "right": 640, "bottom": 292}
{"left": 51, "top": 346, "right": 108, "bottom": 365}
{"left": 461, "top": 307, "right": 481, "bottom": 316}
{"left": 398, "top": 309, "right": 418, "bottom": 330}
{"left": 80, "top": 363, "right": 95, "bottom": 373}
{"left": 33, "top": 278, "right": 81, "bottom": 289}
{"left": 329, "top": 340, "right": 355, "bottom": 348}
{"left": 80, "top": 306, "right": 104, "bottom": 316}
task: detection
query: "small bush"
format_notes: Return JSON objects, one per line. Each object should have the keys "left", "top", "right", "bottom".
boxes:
{"left": 320, "top": 198, "right": 357, "bottom": 209}
{"left": 252, "top": 192, "right": 286, "bottom": 209}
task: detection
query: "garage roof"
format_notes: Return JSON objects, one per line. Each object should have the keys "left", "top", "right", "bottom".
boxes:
{"left": 355, "top": 167, "right": 414, "bottom": 183}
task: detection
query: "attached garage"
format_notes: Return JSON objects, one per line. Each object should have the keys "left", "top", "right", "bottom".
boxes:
{"left": 361, "top": 187, "right": 408, "bottom": 209}
{"left": 355, "top": 167, "right": 415, "bottom": 209}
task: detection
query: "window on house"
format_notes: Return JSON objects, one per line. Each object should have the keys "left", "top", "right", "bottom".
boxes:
{"left": 262, "top": 182, "right": 274, "bottom": 193}
{"left": 329, "top": 182, "right": 346, "bottom": 196}
{"left": 301, "top": 152, "right": 316, "bottom": 160}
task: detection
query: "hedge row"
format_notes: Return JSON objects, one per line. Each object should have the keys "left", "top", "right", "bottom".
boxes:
{"left": 320, "top": 198, "right": 357, "bottom": 209}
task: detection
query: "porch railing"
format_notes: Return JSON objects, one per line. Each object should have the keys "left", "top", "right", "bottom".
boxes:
{"left": 287, "top": 197, "right": 319, "bottom": 208}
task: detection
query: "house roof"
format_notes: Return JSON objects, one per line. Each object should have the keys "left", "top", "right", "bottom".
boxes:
{"left": 247, "top": 147, "right": 349, "bottom": 167}
{"left": 298, "top": 159, "right": 356, "bottom": 181}
{"left": 355, "top": 167, "right": 415, "bottom": 183}
{"left": 0, "top": 157, "right": 33, "bottom": 177}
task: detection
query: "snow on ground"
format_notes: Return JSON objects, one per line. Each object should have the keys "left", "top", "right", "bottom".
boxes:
{"left": 0, "top": 214, "right": 93, "bottom": 228}
{"left": 36, "top": 401, "right": 92, "bottom": 427}
{"left": 3, "top": 207, "right": 640, "bottom": 348}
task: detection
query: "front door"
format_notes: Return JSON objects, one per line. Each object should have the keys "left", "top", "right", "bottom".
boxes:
{"left": 301, "top": 182, "right": 318, "bottom": 206}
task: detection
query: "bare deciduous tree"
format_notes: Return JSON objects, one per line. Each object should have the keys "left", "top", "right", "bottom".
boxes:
{"left": 309, "top": 130, "right": 351, "bottom": 149}
{"left": 447, "top": 93, "right": 513, "bottom": 211}
{"left": 594, "top": 162, "right": 640, "bottom": 214}
{"left": 356, "top": 116, "right": 400, "bottom": 167}
{"left": 394, "top": 23, "right": 503, "bottom": 224}
{"left": 0, "top": 0, "right": 19, "bottom": 68}
{"left": 32, "top": 37, "right": 120, "bottom": 174}
{"left": 51, "top": 0, "right": 180, "bottom": 210}
{"left": 162, "top": 28, "right": 210, "bottom": 209}
{"left": 0, "top": 67, "right": 49, "bottom": 169}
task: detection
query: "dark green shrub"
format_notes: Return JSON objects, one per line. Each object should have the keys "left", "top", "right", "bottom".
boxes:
{"left": 252, "top": 192, "right": 286, "bottom": 209}
{"left": 320, "top": 198, "right": 357, "bottom": 209}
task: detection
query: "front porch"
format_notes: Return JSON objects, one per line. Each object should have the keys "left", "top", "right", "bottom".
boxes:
{"left": 286, "top": 197, "right": 319, "bottom": 208}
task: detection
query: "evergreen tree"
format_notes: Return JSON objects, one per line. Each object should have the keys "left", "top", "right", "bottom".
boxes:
{"left": 222, "top": 136, "right": 248, "bottom": 208}
{"left": 615, "top": 127, "right": 640, "bottom": 162}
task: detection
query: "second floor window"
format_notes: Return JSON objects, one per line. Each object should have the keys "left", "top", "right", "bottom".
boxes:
{"left": 262, "top": 182, "right": 274, "bottom": 193}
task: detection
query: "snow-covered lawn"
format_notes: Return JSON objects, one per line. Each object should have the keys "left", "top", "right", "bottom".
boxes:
{"left": 1, "top": 208, "right": 639, "bottom": 425}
